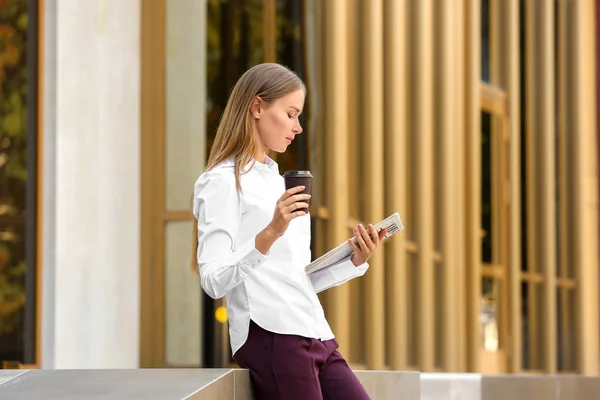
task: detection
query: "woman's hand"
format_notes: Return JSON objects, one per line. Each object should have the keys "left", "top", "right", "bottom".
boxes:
{"left": 256, "top": 186, "right": 310, "bottom": 255}
{"left": 266, "top": 186, "right": 311, "bottom": 238}
{"left": 349, "top": 224, "right": 387, "bottom": 266}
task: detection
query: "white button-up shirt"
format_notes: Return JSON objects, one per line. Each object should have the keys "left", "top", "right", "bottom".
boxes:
{"left": 193, "top": 157, "right": 369, "bottom": 355}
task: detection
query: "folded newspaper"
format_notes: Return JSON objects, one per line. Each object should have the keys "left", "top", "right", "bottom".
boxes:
{"left": 305, "top": 212, "right": 404, "bottom": 274}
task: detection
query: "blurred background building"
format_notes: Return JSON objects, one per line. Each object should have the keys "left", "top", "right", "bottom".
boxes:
{"left": 1, "top": 0, "right": 599, "bottom": 377}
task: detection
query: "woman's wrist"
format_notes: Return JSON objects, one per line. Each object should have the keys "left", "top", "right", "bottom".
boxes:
{"left": 255, "top": 225, "right": 280, "bottom": 255}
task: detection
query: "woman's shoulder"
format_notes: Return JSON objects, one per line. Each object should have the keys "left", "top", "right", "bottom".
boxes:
{"left": 194, "top": 160, "right": 236, "bottom": 192}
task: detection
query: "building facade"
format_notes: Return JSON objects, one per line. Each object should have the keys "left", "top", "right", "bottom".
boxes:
{"left": 1, "top": 0, "right": 599, "bottom": 376}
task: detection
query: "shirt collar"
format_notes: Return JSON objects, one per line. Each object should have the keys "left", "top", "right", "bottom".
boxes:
{"left": 256, "top": 155, "right": 279, "bottom": 172}
{"left": 223, "top": 156, "right": 279, "bottom": 173}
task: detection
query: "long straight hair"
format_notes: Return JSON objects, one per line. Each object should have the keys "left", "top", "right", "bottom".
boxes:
{"left": 190, "top": 63, "right": 306, "bottom": 273}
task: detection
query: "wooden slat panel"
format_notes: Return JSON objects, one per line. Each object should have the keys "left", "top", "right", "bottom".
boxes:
{"left": 347, "top": 0, "right": 364, "bottom": 365}
{"left": 454, "top": 0, "right": 468, "bottom": 372}
{"left": 465, "top": 0, "right": 482, "bottom": 372}
{"left": 540, "top": 0, "right": 558, "bottom": 374}
{"left": 465, "top": 0, "right": 482, "bottom": 371}
{"left": 524, "top": 0, "right": 540, "bottom": 371}
{"left": 490, "top": 0, "right": 501, "bottom": 85}
{"left": 500, "top": 0, "right": 522, "bottom": 374}
{"left": 308, "top": 0, "right": 328, "bottom": 265}
{"left": 571, "top": 0, "right": 600, "bottom": 376}
{"left": 323, "top": 0, "right": 351, "bottom": 358}
{"left": 163, "top": 211, "right": 193, "bottom": 221}
{"left": 555, "top": 278, "right": 577, "bottom": 289}
{"left": 435, "top": 0, "right": 459, "bottom": 372}
{"left": 525, "top": 0, "right": 557, "bottom": 373}
{"left": 263, "top": 0, "right": 276, "bottom": 63}
{"left": 480, "top": 83, "right": 508, "bottom": 116}
{"left": 361, "top": 0, "right": 385, "bottom": 370}
{"left": 520, "top": 272, "right": 545, "bottom": 284}
{"left": 556, "top": 0, "right": 570, "bottom": 286}
{"left": 413, "top": 0, "right": 435, "bottom": 372}
{"left": 383, "top": 0, "right": 408, "bottom": 370}
{"left": 140, "top": 0, "right": 166, "bottom": 367}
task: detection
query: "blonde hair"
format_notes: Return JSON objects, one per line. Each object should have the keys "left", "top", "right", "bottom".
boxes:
{"left": 191, "top": 63, "right": 306, "bottom": 273}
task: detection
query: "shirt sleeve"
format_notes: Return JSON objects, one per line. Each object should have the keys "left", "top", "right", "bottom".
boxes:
{"left": 308, "top": 256, "right": 369, "bottom": 293}
{"left": 193, "top": 171, "right": 268, "bottom": 299}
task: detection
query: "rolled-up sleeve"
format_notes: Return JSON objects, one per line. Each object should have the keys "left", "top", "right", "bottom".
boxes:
{"left": 309, "top": 256, "right": 369, "bottom": 293}
{"left": 193, "top": 171, "right": 268, "bottom": 299}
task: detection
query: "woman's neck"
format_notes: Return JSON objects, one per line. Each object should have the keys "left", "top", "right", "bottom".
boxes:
{"left": 254, "top": 147, "right": 268, "bottom": 163}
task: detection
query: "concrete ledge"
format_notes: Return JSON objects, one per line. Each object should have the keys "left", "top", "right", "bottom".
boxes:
{"left": 3, "top": 369, "right": 599, "bottom": 399}
{"left": 556, "top": 376, "right": 600, "bottom": 400}
{"left": 421, "top": 373, "right": 481, "bottom": 400}
{"left": 0, "top": 369, "right": 234, "bottom": 399}
{"left": 421, "top": 373, "right": 600, "bottom": 400}
{"left": 0, "top": 370, "right": 29, "bottom": 387}
{"left": 482, "top": 375, "right": 557, "bottom": 400}
{"left": 354, "top": 370, "right": 421, "bottom": 400}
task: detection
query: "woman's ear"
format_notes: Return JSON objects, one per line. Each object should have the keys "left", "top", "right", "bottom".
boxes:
{"left": 250, "top": 96, "right": 262, "bottom": 119}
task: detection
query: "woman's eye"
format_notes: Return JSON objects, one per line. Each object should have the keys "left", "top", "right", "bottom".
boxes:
{"left": 288, "top": 114, "right": 296, "bottom": 119}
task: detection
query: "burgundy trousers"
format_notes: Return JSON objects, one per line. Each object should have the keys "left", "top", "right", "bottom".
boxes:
{"left": 233, "top": 320, "right": 371, "bottom": 400}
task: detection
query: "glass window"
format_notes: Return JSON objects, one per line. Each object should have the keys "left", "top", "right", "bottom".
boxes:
{"left": 0, "top": 0, "right": 36, "bottom": 366}
{"left": 206, "top": 0, "right": 265, "bottom": 159}
{"left": 481, "top": 111, "right": 493, "bottom": 264}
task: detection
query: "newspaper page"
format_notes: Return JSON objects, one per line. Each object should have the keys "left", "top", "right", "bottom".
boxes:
{"left": 305, "top": 212, "right": 404, "bottom": 274}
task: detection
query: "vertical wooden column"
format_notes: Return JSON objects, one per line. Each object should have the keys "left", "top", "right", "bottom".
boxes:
{"left": 141, "top": 0, "right": 166, "bottom": 368}
{"left": 502, "top": 0, "right": 522, "bottom": 374}
{"left": 346, "top": 0, "right": 364, "bottom": 365}
{"left": 454, "top": 0, "right": 468, "bottom": 372}
{"left": 539, "top": 0, "right": 558, "bottom": 374}
{"left": 523, "top": 0, "right": 540, "bottom": 372}
{"left": 263, "top": 0, "right": 276, "bottom": 63}
{"left": 324, "top": 0, "right": 351, "bottom": 358}
{"left": 436, "top": 0, "right": 460, "bottom": 372}
{"left": 557, "top": 0, "right": 580, "bottom": 373}
{"left": 383, "top": 0, "right": 408, "bottom": 370}
{"left": 414, "top": 0, "right": 435, "bottom": 372}
{"left": 596, "top": 0, "right": 600, "bottom": 368}
{"left": 572, "top": 0, "right": 600, "bottom": 376}
{"left": 465, "top": 0, "right": 482, "bottom": 372}
{"left": 361, "top": 0, "right": 386, "bottom": 371}
{"left": 525, "top": 0, "right": 557, "bottom": 373}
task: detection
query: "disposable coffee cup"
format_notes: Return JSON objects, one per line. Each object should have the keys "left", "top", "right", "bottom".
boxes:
{"left": 283, "top": 170, "right": 312, "bottom": 213}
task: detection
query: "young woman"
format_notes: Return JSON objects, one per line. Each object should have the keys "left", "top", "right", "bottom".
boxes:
{"left": 192, "top": 63, "right": 386, "bottom": 400}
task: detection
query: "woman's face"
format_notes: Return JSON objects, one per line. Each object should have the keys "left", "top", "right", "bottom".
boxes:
{"left": 252, "top": 89, "right": 305, "bottom": 156}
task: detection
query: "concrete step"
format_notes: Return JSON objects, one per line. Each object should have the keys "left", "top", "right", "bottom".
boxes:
{"left": 2, "top": 369, "right": 599, "bottom": 399}
{"left": 420, "top": 373, "right": 600, "bottom": 400}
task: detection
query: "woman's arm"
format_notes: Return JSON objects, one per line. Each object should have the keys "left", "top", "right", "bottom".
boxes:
{"left": 193, "top": 172, "right": 269, "bottom": 299}
{"left": 309, "top": 224, "right": 387, "bottom": 293}
{"left": 309, "top": 257, "right": 369, "bottom": 293}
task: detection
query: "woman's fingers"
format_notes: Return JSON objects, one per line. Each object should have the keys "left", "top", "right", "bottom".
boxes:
{"left": 286, "top": 202, "right": 310, "bottom": 214}
{"left": 281, "top": 185, "right": 306, "bottom": 201}
{"left": 348, "top": 238, "right": 361, "bottom": 253}
{"left": 354, "top": 226, "right": 369, "bottom": 252}
{"left": 368, "top": 224, "right": 381, "bottom": 246}
{"left": 358, "top": 224, "right": 376, "bottom": 251}
{"left": 282, "top": 193, "right": 311, "bottom": 207}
